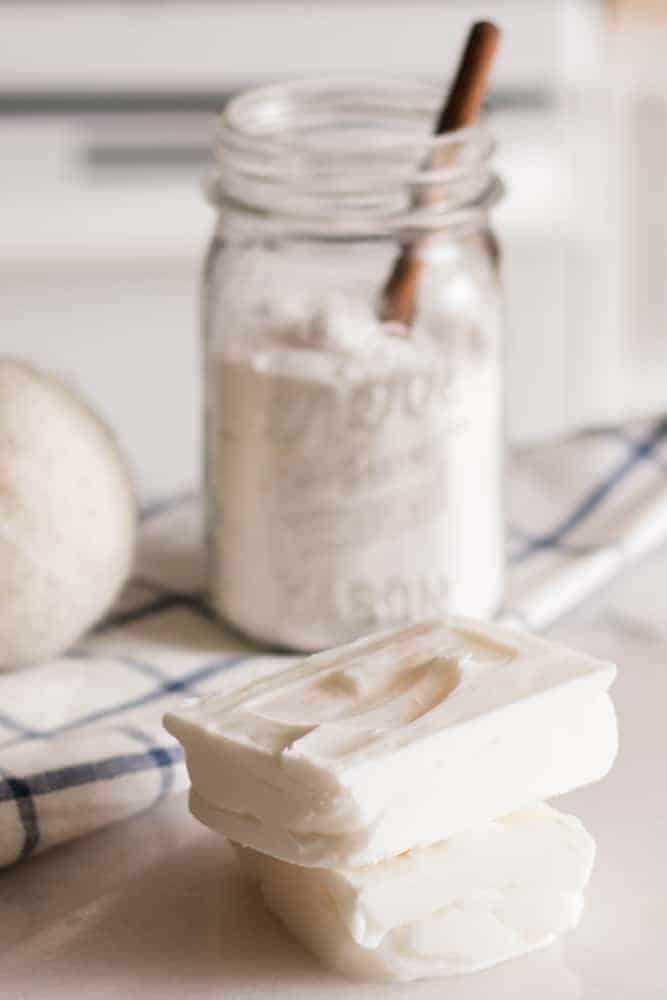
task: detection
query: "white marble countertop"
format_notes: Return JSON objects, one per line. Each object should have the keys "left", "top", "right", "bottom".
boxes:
{"left": 2, "top": 544, "right": 667, "bottom": 999}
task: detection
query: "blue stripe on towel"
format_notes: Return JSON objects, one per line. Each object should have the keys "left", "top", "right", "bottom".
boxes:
{"left": 0, "top": 655, "right": 249, "bottom": 743}
{"left": 0, "top": 744, "right": 185, "bottom": 862}
{"left": 0, "top": 711, "right": 42, "bottom": 741}
{"left": 0, "top": 767, "right": 40, "bottom": 862}
{"left": 4, "top": 778, "right": 40, "bottom": 860}
{"left": 513, "top": 420, "right": 667, "bottom": 563}
{"left": 48, "top": 654, "right": 249, "bottom": 734}
{"left": 120, "top": 726, "right": 176, "bottom": 800}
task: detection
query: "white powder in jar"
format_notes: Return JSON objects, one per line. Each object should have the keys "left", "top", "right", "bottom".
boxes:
{"left": 207, "top": 294, "right": 503, "bottom": 650}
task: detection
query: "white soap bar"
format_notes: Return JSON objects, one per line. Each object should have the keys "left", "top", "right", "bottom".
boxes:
{"left": 237, "top": 803, "right": 596, "bottom": 982}
{"left": 164, "top": 617, "right": 617, "bottom": 866}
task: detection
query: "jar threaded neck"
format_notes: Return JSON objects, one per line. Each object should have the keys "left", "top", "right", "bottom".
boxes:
{"left": 210, "top": 76, "right": 501, "bottom": 234}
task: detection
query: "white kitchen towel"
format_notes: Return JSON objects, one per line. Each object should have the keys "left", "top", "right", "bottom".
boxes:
{"left": 1, "top": 418, "right": 667, "bottom": 867}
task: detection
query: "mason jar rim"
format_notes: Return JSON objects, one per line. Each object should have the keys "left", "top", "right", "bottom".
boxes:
{"left": 210, "top": 75, "right": 501, "bottom": 232}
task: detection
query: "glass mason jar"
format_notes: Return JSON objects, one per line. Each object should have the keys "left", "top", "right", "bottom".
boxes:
{"left": 203, "top": 77, "right": 505, "bottom": 651}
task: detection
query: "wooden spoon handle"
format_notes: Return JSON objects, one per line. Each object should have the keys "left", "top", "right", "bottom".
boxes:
{"left": 435, "top": 21, "right": 501, "bottom": 134}
{"left": 381, "top": 21, "right": 501, "bottom": 326}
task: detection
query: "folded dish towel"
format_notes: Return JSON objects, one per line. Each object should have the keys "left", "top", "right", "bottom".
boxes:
{"left": 1, "top": 419, "right": 666, "bottom": 868}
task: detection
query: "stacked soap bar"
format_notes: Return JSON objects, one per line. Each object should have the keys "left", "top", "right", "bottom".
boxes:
{"left": 236, "top": 804, "right": 595, "bottom": 981}
{"left": 165, "top": 617, "right": 617, "bottom": 982}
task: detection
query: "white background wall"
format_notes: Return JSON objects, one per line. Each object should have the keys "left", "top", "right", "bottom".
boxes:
{"left": 2, "top": 1, "right": 656, "bottom": 502}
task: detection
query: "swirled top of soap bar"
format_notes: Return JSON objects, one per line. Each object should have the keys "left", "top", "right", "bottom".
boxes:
{"left": 166, "top": 618, "right": 612, "bottom": 769}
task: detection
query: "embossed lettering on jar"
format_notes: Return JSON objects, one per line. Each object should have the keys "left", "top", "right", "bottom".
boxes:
{"left": 203, "top": 77, "right": 505, "bottom": 650}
